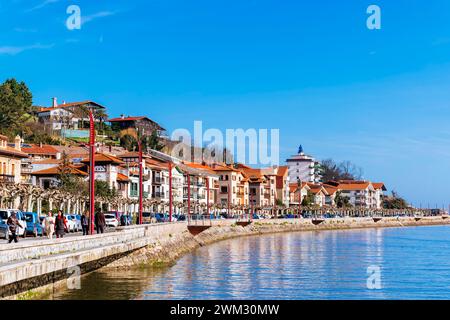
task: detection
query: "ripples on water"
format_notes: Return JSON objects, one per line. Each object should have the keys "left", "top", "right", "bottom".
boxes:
{"left": 53, "top": 225, "right": 450, "bottom": 300}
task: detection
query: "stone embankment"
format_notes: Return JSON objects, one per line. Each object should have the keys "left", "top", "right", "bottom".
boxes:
{"left": 1, "top": 216, "right": 448, "bottom": 299}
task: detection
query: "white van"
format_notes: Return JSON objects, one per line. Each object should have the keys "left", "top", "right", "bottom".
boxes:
{"left": 0, "top": 209, "right": 27, "bottom": 239}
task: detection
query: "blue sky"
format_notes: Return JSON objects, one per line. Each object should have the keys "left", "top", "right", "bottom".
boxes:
{"left": 1, "top": 0, "right": 450, "bottom": 206}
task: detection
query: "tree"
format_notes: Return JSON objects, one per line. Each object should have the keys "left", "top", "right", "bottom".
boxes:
{"left": 301, "top": 192, "right": 315, "bottom": 206}
{"left": 320, "top": 158, "right": 363, "bottom": 182}
{"left": 59, "top": 152, "right": 87, "bottom": 195}
{"left": 94, "top": 108, "right": 109, "bottom": 134}
{"left": 334, "top": 191, "right": 352, "bottom": 208}
{"left": 0, "top": 78, "right": 34, "bottom": 136}
{"left": 383, "top": 191, "right": 409, "bottom": 209}
{"left": 142, "top": 129, "right": 164, "bottom": 152}
{"left": 120, "top": 134, "right": 138, "bottom": 151}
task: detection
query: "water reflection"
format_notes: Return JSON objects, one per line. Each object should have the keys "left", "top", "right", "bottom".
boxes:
{"left": 53, "top": 225, "right": 450, "bottom": 300}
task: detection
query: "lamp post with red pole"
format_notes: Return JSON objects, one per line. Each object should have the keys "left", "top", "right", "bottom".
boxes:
{"left": 187, "top": 173, "right": 191, "bottom": 221}
{"left": 88, "top": 110, "right": 96, "bottom": 235}
{"left": 138, "top": 138, "right": 143, "bottom": 225}
{"left": 297, "top": 179, "right": 302, "bottom": 218}
{"left": 168, "top": 162, "right": 173, "bottom": 222}
{"left": 206, "top": 176, "right": 210, "bottom": 219}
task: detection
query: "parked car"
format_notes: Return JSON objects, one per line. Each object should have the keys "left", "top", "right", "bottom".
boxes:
{"left": 174, "top": 214, "right": 186, "bottom": 221}
{"left": 0, "top": 221, "right": 8, "bottom": 239}
{"left": 24, "top": 212, "right": 44, "bottom": 237}
{"left": 142, "top": 212, "right": 155, "bottom": 224}
{"left": 107, "top": 211, "right": 124, "bottom": 221}
{"left": 104, "top": 213, "right": 119, "bottom": 228}
{"left": 66, "top": 214, "right": 81, "bottom": 232}
{"left": 0, "top": 209, "right": 27, "bottom": 239}
{"left": 64, "top": 215, "right": 76, "bottom": 232}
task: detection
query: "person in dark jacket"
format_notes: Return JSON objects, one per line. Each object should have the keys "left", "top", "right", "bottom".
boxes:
{"left": 95, "top": 211, "right": 106, "bottom": 234}
{"left": 81, "top": 211, "right": 89, "bottom": 235}
{"left": 6, "top": 212, "right": 20, "bottom": 243}
{"left": 55, "top": 211, "right": 67, "bottom": 238}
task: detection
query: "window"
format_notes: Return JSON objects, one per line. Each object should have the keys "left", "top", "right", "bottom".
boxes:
{"left": 11, "top": 164, "right": 15, "bottom": 175}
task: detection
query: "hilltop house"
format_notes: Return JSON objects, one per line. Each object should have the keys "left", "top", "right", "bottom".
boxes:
{"left": 36, "top": 98, "right": 106, "bottom": 137}
{"left": 108, "top": 115, "right": 165, "bottom": 137}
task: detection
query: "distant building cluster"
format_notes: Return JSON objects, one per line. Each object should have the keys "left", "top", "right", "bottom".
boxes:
{"left": 0, "top": 98, "right": 387, "bottom": 212}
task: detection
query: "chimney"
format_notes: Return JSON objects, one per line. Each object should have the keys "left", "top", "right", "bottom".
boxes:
{"left": 14, "top": 135, "right": 21, "bottom": 150}
{"left": 52, "top": 97, "right": 57, "bottom": 107}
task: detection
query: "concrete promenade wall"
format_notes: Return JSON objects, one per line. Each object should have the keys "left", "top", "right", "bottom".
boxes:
{"left": 1, "top": 216, "right": 449, "bottom": 299}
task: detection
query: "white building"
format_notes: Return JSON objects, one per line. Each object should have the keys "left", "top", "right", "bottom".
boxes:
{"left": 286, "top": 145, "right": 321, "bottom": 184}
{"left": 36, "top": 98, "right": 105, "bottom": 134}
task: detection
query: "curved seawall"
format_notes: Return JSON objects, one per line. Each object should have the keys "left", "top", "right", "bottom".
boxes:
{"left": 2, "top": 216, "right": 449, "bottom": 299}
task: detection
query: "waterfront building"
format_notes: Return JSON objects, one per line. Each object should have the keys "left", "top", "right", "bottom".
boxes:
{"left": 117, "top": 152, "right": 152, "bottom": 200}
{"left": 286, "top": 145, "right": 321, "bottom": 184}
{"left": 306, "top": 183, "right": 328, "bottom": 207}
{"left": 273, "top": 166, "right": 290, "bottom": 207}
{"left": 236, "top": 164, "right": 276, "bottom": 207}
{"left": 0, "top": 135, "right": 28, "bottom": 185}
{"left": 326, "top": 180, "right": 385, "bottom": 209}
{"left": 32, "top": 164, "right": 88, "bottom": 189}
{"left": 289, "top": 182, "right": 310, "bottom": 206}
{"left": 323, "top": 184, "right": 338, "bottom": 206}
{"left": 372, "top": 182, "right": 387, "bottom": 209}
{"left": 211, "top": 163, "right": 249, "bottom": 207}
{"left": 183, "top": 162, "right": 219, "bottom": 210}
{"left": 80, "top": 153, "right": 124, "bottom": 190}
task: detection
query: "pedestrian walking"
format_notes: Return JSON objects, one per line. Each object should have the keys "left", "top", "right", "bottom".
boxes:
{"left": 6, "top": 212, "right": 21, "bottom": 243}
{"left": 95, "top": 211, "right": 106, "bottom": 234}
{"left": 55, "top": 211, "right": 67, "bottom": 238}
{"left": 81, "top": 211, "right": 89, "bottom": 235}
{"left": 43, "top": 211, "right": 55, "bottom": 239}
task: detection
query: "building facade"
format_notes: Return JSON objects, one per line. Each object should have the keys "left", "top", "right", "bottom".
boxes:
{"left": 286, "top": 145, "right": 321, "bottom": 184}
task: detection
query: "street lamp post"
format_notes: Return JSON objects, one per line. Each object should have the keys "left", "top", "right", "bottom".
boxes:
{"left": 169, "top": 162, "right": 173, "bottom": 222}
{"left": 297, "top": 179, "right": 302, "bottom": 218}
{"left": 206, "top": 176, "right": 210, "bottom": 219}
{"left": 187, "top": 174, "right": 191, "bottom": 221}
{"left": 89, "top": 110, "right": 96, "bottom": 235}
{"left": 138, "top": 138, "right": 143, "bottom": 225}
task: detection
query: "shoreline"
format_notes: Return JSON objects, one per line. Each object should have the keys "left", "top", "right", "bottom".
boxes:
{"left": 8, "top": 216, "right": 450, "bottom": 300}
{"left": 105, "top": 216, "right": 450, "bottom": 269}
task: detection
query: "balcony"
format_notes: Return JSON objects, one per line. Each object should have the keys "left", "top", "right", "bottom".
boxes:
{"left": 0, "top": 174, "right": 14, "bottom": 184}
{"left": 153, "top": 177, "right": 163, "bottom": 184}
{"left": 130, "top": 190, "right": 149, "bottom": 198}
{"left": 152, "top": 191, "right": 164, "bottom": 199}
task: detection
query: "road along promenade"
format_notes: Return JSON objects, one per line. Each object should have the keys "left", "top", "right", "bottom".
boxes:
{"left": 1, "top": 216, "right": 449, "bottom": 299}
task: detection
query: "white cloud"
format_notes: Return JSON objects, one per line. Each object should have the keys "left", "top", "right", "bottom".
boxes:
{"left": 0, "top": 43, "right": 54, "bottom": 55}
{"left": 27, "top": 0, "right": 59, "bottom": 12}
{"left": 81, "top": 11, "right": 117, "bottom": 26}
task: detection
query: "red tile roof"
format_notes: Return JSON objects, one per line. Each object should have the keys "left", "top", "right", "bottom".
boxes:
{"left": 38, "top": 100, "right": 105, "bottom": 112}
{"left": 81, "top": 153, "right": 124, "bottom": 165}
{"left": 372, "top": 182, "right": 387, "bottom": 191}
{"left": 32, "top": 165, "right": 88, "bottom": 176}
{"left": 22, "top": 144, "right": 59, "bottom": 155}
{"left": 116, "top": 173, "right": 130, "bottom": 182}
{"left": 0, "top": 146, "right": 28, "bottom": 158}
